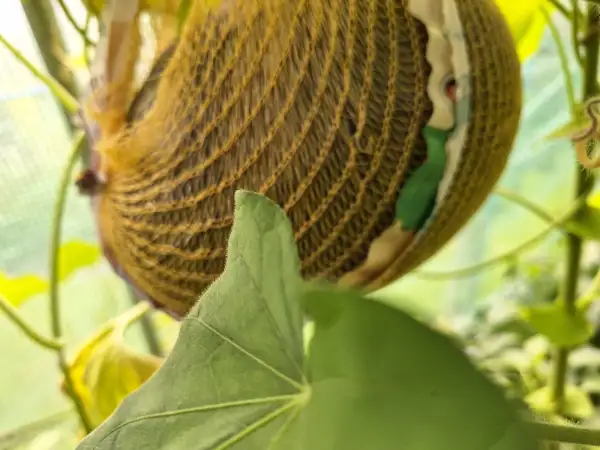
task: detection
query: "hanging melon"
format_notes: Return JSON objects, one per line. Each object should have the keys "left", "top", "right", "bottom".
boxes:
{"left": 78, "top": 0, "right": 522, "bottom": 318}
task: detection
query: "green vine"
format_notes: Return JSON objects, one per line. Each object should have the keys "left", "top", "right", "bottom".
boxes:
{"left": 0, "top": 294, "right": 62, "bottom": 350}
{"left": 0, "top": 132, "right": 94, "bottom": 433}
{"left": 416, "top": 196, "right": 584, "bottom": 280}
{"left": 48, "top": 131, "right": 93, "bottom": 433}
{"left": 548, "top": 0, "right": 572, "bottom": 19}
{"left": 543, "top": 5, "right": 577, "bottom": 114}
{"left": 494, "top": 188, "right": 560, "bottom": 225}
{"left": 55, "top": 0, "right": 96, "bottom": 46}
{"left": 550, "top": 0, "right": 599, "bottom": 419}
{"left": 529, "top": 420, "right": 600, "bottom": 446}
{"left": 0, "top": 34, "right": 78, "bottom": 113}
{"left": 0, "top": 21, "right": 165, "bottom": 431}
{"left": 570, "top": 0, "right": 585, "bottom": 66}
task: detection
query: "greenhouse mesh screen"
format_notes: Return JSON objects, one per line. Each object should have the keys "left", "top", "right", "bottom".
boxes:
{"left": 0, "top": 20, "right": 96, "bottom": 276}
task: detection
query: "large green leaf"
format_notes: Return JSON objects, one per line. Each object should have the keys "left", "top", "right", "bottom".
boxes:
{"left": 77, "top": 191, "right": 306, "bottom": 449}
{"left": 77, "top": 191, "right": 536, "bottom": 450}
{"left": 295, "top": 285, "right": 536, "bottom": 450}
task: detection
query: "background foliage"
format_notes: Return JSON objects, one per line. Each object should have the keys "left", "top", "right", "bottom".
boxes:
{"left": 1, "top": 0, "right": 599, "bottom": 449}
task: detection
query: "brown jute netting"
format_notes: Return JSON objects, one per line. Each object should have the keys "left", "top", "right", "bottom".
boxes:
{"left": 89, "top": 0, "right": 521, "bottom": 318}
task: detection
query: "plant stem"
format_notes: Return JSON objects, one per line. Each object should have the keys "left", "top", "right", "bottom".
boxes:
{"left": 576, "top": 267, "right": 600, "bottom": 309}
{"left": 550, "top": 1, "right": 599, "bottom": 417}
{"left": 20, "top": 0, "right": 80, "bottom": 131}
{"left": 529, "top": 420, "right": 600, "bottom": 446}
{"left": 494, "top": 188, "right": 558, "bottom": 225}
{"left": 0, "top": 26, "right": 91, "bottom": 167}
{"left": 0, "top": 34, "right": 78, "bottom": 113}
{"left": 550, "top": 348, "right": 569, "bottom": 413}
{"left": 83, "top": 12, "right": 94, "bottom": 69}
{"left": 128, "top": 287, "right": 164, "bottom": 357}
{"left": 49, "top": 131, "right": 93, "bottom": 434}
{"left": 0, "top": 295, "right": 63, "bottom": 350}
{"left": 55, "top": 0, "right": 96, "bottom": 46}
{"left": 118, "top": 301, "right": 152, "bottom": 327}
{"left": 416, "top": 197, "right": 585, "bottom": 279}
{"left": 543, "top": 5, "right": 577, "bottom": 114}
{"left": 548, "top": 0, "right": 572, "bottom": 20}
{"left": 570, "top": 0, "right": 585, "bottom": 66}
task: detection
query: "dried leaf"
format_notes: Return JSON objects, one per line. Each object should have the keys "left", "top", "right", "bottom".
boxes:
{"left": 66, "top": 304, "right": 162, "bottom": 428}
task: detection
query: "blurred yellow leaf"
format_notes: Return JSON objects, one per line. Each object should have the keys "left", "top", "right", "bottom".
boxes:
{"left": 66, "top": 304, "right": 163, "bottom": 428}
{"left": 495, "top": 0, "right": 549, "bottom": 61}
{"left": 590, "top": 191, "right": 600, "bottom": 209}
{"left": 67, "top": 53, "right": 88, "bottom": 70}
{"left": 58, "top": 241, "right": 101, "bottom": 282}
{"left": 0, "top": 241, "right": 99, "bottom": 306}
{"left": 526, "top": 385, "right": 594, "bottom": 419}
{"left": 0, "top": 273, "right": 48, "bottom": 307}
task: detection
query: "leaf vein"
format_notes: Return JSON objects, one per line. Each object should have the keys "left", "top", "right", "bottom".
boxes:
{"left": 92, "top": 395, "right": 300, "bottom": 450}
{"left": 214, "top": 400, "right": 301, "bottom": 450}
{"left": 236, "top": 245, "right": 305, "bottom": 380}
{"left": 189, "top": 315, "right": 306, "bottom": 391}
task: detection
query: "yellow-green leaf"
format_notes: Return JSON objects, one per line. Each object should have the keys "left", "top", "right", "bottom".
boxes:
{"left": 0, "top": 273, "right": 48, "bottom": 307}
{"left": 520, "top": 303, "right": 593, "bottom": 348}
{"left": 58, "top": 241, "right": 101, "bottom": 282}
{"left": 66, "top": 304, "right": 163, "bottom": 428}
{"left": 495, "top": 0, "right": 549, "bottom": 61}
{"left": 526, "top": 385, "right": 594, "bottom": 419}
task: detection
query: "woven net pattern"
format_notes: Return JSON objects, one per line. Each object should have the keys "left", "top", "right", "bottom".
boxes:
{"left": 95, "top": 0, "right": 433, "bottom": 316}
{"left": 92, "top": 0, "right": 520, "bottom": 317}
